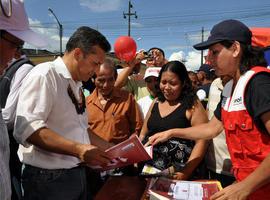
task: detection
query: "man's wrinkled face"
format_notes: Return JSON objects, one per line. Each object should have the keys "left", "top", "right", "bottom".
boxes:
{"left": 95, "top": 65, "right": 115, "bottom": 97}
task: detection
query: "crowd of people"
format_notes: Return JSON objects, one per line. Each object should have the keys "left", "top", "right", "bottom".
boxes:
{"left": 1, "top": 1, "right": 270, "bottom": 200}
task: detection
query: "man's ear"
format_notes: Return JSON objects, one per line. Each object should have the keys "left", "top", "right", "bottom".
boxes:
{"left": 74, "top": 48, "right": 84, "bottom": 61}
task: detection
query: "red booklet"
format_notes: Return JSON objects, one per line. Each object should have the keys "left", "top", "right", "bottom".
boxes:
{"left": 148, "top": 177, "right": 222, "bottom": 200}
{"left": 90, "top": 134, "right": 153, "bottom": 171}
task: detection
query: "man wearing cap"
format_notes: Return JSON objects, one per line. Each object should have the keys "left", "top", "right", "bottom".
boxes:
{"left": 1, "top": 0, "right": 48, "bottom": 199}
{"left": 147, "top": 19, "right": 270, "bottom": 200}
{"left": 0, "top": 30, "right": 16, "bottom": 200}
{"left": 137, "top": 67, "right": 161, "bottom": 119}
{"left": 196, "top": 64, "right": 216, "bottom": 109}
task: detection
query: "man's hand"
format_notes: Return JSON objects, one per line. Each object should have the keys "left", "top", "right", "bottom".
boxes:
{"left": 125, "top": 50, "right": 146, "bottom": 67}
{"left": 145, "top": 130, "right": 172, "bottom": 146}
{"left": 76, "top": 144, "right": 111, "bottom": 166}
{"left": 210, "top": 181, "right": 251, "bottom": 200}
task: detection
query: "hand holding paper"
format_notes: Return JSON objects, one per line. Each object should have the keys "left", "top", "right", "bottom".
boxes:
{"left": 88, "top": 135, "right": 153, "bottom": 171}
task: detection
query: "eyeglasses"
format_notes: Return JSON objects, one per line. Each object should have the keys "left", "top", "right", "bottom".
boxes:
{"left": 67, "top": 84, "right": 86, "bottom": 115}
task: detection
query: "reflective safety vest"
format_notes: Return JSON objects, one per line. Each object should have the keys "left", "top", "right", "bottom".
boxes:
{"left": 221, "top": 66, "right": 270, "bottom": 199}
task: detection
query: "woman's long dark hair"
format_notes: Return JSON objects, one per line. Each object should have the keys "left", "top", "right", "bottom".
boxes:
{"left": 221, "top": 40, "right": 267, "bottom": 74}
{"left": 156, "top": 61, "right": 197, "bottom": 109}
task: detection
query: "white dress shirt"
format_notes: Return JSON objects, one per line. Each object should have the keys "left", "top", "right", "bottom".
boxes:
{"left": 137, "top": 95, "right": 154, "bottom": 119}
{"left": 206, "top": 78, "right": 233, "bottom": 176}
{"left": 14, "top": 57, "right": 90, "bottom": 169}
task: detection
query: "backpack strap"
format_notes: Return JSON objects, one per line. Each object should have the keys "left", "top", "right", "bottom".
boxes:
{"left": 0, "top": 58, "right": 34, "bottom": 108}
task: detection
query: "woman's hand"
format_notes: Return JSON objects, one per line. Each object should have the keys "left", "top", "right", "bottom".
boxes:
{"left": 210, "top": 181, "right": 251, "bottom": 200}
{"left": 145, "top": 130, "right": 172, "bottom": 146}
{"left": 139, "top": 134, "right": 145, "bottom": 142}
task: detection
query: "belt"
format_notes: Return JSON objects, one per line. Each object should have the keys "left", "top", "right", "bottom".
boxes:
{"left": 24, "top": 164, "right": 85, "bottom": 174}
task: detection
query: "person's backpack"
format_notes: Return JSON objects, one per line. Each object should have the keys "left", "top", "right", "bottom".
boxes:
{"left": 0, "top": 57, "right": 34, "bottom": 108}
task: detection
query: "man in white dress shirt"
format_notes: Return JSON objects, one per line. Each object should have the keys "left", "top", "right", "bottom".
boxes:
{"left": 14, "top": 26, "right": 112, "bottom": 200}
{"left": 0, "top": 0, "right": 47, "bottom": 199}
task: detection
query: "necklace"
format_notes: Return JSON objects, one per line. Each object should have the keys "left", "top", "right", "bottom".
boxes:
{"left": 67, "top": 84, "right": 86, "bottom": 115}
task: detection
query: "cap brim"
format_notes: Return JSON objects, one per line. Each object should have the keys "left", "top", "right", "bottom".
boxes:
{"left": 193, "top": 39, "right": 224, "bottom": 50}
{"left": 7, "top": 29, "right": 48, "bottom": 48}
{"left": 144, "top": 75, "right": 159, "bottom": 79}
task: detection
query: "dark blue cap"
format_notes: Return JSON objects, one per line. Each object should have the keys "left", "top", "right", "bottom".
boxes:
{"left": 194, "top": 19, "right": 252, "bottom": 50}
{"left": 197, "top": 64, "right": 214, "bottom": 74}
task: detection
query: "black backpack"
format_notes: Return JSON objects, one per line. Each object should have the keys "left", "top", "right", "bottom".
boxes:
{"left": 0, "top": 57, "right": 34, "bottom": 108}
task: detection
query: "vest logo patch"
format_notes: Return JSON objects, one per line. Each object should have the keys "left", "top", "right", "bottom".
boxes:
{"left": 233, "top": 96, "right": 242, "bottom": 105}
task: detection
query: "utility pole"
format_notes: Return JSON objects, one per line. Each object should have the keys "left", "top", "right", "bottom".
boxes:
{"left": 48, "top": 8, "right": 63, "bottom": 56}
{"left": 123, "top": 0, "right": 137, "bottom": 36}
{"left": 201, "top": 26, "right": 204, "bottom": 66}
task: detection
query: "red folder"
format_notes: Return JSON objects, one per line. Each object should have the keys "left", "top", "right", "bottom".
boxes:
{"left": 91, "top": 134, "right": 152, "bottom": 171}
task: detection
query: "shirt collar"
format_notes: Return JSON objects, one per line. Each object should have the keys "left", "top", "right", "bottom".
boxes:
{"left": 87, "top": 88, "right": 121, "bottom": 104}
{"left": 53, "top": 57, "right": 72, "bottom": 80}
{"left": 53, "top": 57, "right": 82, "bottom": 88}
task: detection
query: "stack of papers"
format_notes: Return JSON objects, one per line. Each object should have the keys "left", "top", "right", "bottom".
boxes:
{"left": 148, "top": 177, "right": 222, "bottom": 200}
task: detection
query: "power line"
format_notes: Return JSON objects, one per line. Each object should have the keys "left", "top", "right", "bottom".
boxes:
{"left": 30, "top": 4, "right": 270, "bottom": 28}
{"left": 123, "top": 0, "right": 138, "bottom": 36}
{"left": 29, "top": 3, "right": 270, "bottom": 53}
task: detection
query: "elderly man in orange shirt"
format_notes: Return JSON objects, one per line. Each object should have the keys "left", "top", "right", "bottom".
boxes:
{"left": 86, "top": 59, "right": 143, "bottom": 190}
{"left": 86, "top": 58, "right": 143, "bottom": 144}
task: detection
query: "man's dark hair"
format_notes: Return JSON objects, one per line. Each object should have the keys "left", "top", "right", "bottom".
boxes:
{"left": 220, "top": 40, "right": 267, "bottom": 74}
{"left": 66, "top": 26, "right": 111, "bottom": 55}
